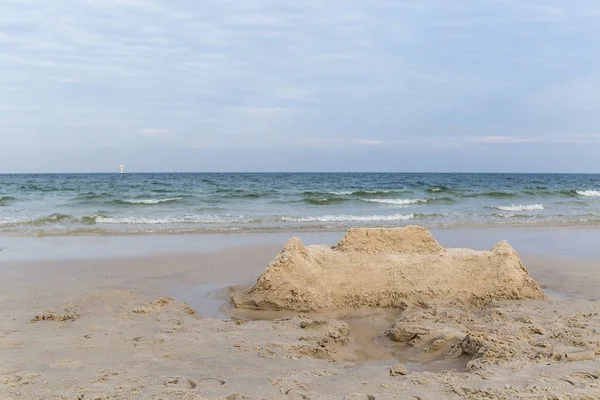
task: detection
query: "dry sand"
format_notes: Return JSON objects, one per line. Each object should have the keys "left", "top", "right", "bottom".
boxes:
{"left": 1, "top": 229, "right": 599, "bottom": 399}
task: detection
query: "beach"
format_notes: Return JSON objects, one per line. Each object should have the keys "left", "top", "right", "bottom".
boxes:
{"left": 1, "top": 227, "right": 599, "bottom": 399}
{"left": 4, "top": 0, "right": 600, "bottom": 394}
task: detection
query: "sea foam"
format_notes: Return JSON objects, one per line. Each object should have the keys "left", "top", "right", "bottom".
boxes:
{"left": 118, "top": 197, "right": 183, "bottom": 205}
{"left": 359, "top": 198, "right": 427, "bottom": 205}
{"left": 329, "top": 190, "right": 391, "bottom": 195}
{"left": 280, "top": 214, "right": 415, "bottom": 222}
{"left": 491, "top": 204, "right": 545, "bottom": 212}
{"left": 94, "top": 215, "right": 253, "bottom": 224}
{"left": 576, "top": 190, "right": 600, "bottom": 197}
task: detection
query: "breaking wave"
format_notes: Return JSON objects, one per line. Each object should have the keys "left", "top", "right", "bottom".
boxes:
{"left": 280, "top": 214, "right": 415, "bottom": 222}
{"left": 464, "top": 191, "right": 519, "bottom": 198}
{"left": 490, "top": 204, "right": 545, "bottom": 212}
{"left": 576, "top": 190, "right": 600, "bottom": 197}
{"left": 115, "top": 197, "right": 183, "bottom": 205}
{"left": 303, "top": 198, "right": 349, "bottom": 206}
{"left": 0, "top": 213, "right": 72, "bottom": 226}
{"left": 358, "top": 198, "right": 427, "bottom": 205}
{"left": 0, "top": 195, "right": 16, "bottom": 206}
{"left": 92, "top": 215, "right": 255, "bottom": 224}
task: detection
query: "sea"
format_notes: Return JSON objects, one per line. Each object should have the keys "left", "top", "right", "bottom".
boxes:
{"left": 1, "top": 173, "right": 600, "bottom": 236}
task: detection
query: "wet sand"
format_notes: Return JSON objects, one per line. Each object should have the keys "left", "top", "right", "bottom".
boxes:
{"left": 0, "top": 228, "right": 599, "bottom": 399}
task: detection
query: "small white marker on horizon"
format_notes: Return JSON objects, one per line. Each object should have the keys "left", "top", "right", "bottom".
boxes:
{"left": 120, "top": 165, "right": 125, "bottom": 174}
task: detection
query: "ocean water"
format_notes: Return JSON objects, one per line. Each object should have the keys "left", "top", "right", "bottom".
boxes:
{"left": 1, "top": 173, "right": 600, "bottom": 236}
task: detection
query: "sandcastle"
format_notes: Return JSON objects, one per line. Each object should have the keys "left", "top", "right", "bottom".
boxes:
{"left": 231, "top": 226, "right": 544, "bottom": 311}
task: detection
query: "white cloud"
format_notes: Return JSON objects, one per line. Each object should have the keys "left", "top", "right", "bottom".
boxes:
{"left": 354, "top": 139, "right": 387, "bottom": 146}
{"left": 551, "top": 134, "right": 600, "bottom": 143}
{"left": 139, "top": 128, "right": 170, "bottom": 136}
{"left": 2, "top": 0, "right": 600, "bottom": 171}
{"left": 475, "top": 136, "right": 543, "bottom": 144}
{"left": 298, "top": 137, "right": 406, "bottom": 148}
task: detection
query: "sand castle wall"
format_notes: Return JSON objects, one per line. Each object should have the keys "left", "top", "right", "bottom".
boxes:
{"left": 231, "top": 226, "right": 544, "bottom": 311}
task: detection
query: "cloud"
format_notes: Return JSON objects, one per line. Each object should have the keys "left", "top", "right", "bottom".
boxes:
{"left": 551, "top": 134, "right": 600, "bottom": 143}
{"left": 354, "top": 140, "right": 387, "bottom": 146}
{"left": 298, "top": 137, "right": 406, "bottom": 148}
{"left": 139, "top": 128, "right": 171, "bottom": 136}
{"left": 2, "top": 0, "right": 600, "bottom": 172}
{"left": 475, "top": 136, "right": 544, "bottom": 144}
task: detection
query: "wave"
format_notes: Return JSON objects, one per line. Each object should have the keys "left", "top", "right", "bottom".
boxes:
{"left": 426, "top": 186, "right": 457, "bottom": 194}
{"left": 38, "top": 213, "right": 72, "bottom": 223}
{"left": 335, "top": 190, "right": 391, "bottom": 196}
{"left": 490, "top": 204, "right": 545, "bottom": 212}
{"left": 91, "top": 215, "right": 255, "bottom": 224}
{"left": 576, "top": 190, "right": 600, "bottom": 197}
{"left": 492, "top": 213, "right": 539, "bottom": 219}
{"left": 303, "top": 190, "right": 392, "bottom": 197}
{"left": 0, "top": 213, "right": 72, "bottom": 226}
{"left": 555, "top": 200, "right": 590, "bottom": 206}
{"left": 425, "top": 197, "right": 456, "bottom": 204}
{"left": 327, "top": 191, "right": 354, "bottom": 195}
{"left": 359, "top": 198, "right": 427, "bottom": 205}
{"left": 18, "top": 184, "right": 70, "bottom": 192}
{"left": 149, "top": 180, "right": 171, "bottom": 186}
{"left": 115, "top": 197, "right": 183, "bottom": 205}
{"left": 304, "top": 198, "right": 348, "bottom": 206}
{"left": 280, "top": 214, "right": 415, "bottom": 222}
{"left": 464, "top": 191, "right": 519, "bottom": 199}
{"left": 75, "top": 192, "right": 113, "bottom": 200}
{"left": 215, "top": 189, "right": 278, "bottom": 198}
{"left": 0, "top": 195, "right": 16, "bottom": 206}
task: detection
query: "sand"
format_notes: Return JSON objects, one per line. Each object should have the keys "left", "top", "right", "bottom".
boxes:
{"left": 0, "top": 228, "right": 599, "bottom": 399}
{"left": 232, "top": 227, "right": 544, "bottom": 311}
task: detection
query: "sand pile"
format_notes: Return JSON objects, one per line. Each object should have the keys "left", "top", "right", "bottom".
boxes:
{"left": 385, "top": 301, "right": 600, "bottom": 370}
{"left": 231, "top": 226, "right": 544, "bottom": 311}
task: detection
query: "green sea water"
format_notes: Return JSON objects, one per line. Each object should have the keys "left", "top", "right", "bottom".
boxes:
{"left": 1, "top": 173, "right": 599, "bottom": 236}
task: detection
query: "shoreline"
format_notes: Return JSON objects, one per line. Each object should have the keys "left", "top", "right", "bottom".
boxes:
{"left": 2, "top": 224, "right": 600, "bottom": 262}
{"left": 2, "top": 220, "right": 600, "bottom": 239}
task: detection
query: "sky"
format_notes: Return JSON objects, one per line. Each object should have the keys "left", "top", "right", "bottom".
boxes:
{"left": 1, "top": 0, "right": 600, "bottom": 173}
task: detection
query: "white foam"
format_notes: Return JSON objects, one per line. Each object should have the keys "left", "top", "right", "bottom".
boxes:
{"left": 280, "top": 214, "right": 415, "bottom": 222}
{"left": 492, "top": 204, "right": 545, "bottom": 212}
{"left": 359, "top": 198, "right": 427, "bottom": 205}
{"left": 0, "top": 217, "right": 26, "bottom": 226}
{"left": 576, "top": 190, "right": 600, "bottom": 197}
{"left": 329, "top": 190, "right": 390, "bottom": 195}
{"left": 121, "top": 197, "right": 183, "bottom": 205}
{"left": 94, "top": 215, "right": 252, "bottom": 224}
{"left": 329, "top": 191, "right": 354, "bottom": 195}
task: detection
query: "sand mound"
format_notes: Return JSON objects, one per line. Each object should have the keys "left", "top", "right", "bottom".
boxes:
{"left": 231, "top": 226, "right": 544, "bottom": 311}
{"left": 385, "top": 301, "right": 600, "bottom": 370}
{"left": 31, "top": 311, "right": 80, "bottom": 323}
{"left": 132, "top": 297, "right": 195, "bottom": 316}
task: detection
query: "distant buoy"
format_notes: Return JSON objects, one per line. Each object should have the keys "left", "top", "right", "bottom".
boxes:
{"left": 120, "top": 165, "right": 125, "bottom": 174}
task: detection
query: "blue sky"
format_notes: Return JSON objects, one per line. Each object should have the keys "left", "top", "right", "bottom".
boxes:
{"left": 1, "top": 0, "right": 600, "bottom": 172}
